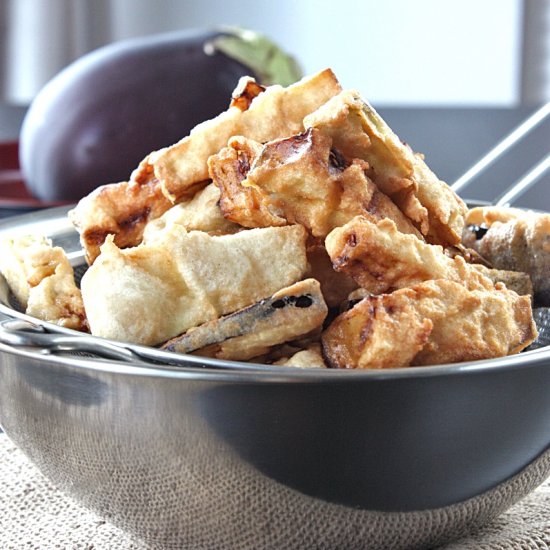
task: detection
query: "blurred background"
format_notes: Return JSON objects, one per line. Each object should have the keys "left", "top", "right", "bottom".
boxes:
{"left": 0, "top": 0, "right": 548, "bottom": 206}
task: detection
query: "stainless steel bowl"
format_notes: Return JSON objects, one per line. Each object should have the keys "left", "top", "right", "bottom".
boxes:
{"left": 0, "top": 206, "right": 549, "bottom": 549}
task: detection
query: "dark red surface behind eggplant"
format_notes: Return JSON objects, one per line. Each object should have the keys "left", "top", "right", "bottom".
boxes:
{"left": 0, "top": 142, "right": 67, "bottom": 216}
{"left": 20, "top": 30, "right": 265, "bottom": 201}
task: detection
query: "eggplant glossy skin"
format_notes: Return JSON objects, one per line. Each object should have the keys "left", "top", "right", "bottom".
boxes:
{"left": 20, "top": 30, "right": 264, "bottom": 201}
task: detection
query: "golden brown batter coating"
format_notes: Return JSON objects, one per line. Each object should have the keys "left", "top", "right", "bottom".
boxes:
{"left": 325, "top": 216, "right": 495, "bottom": 294}
{"left": 162, "top": 279, "right": 327, "bottom": 361}
{"left": 208, "top": 136, "right": 287, "bottom": 229}
{"left": 209, "top": 128, "right": 422, "bottom": 239}
{"left": 322, "top": 279, "right": 537, "bottom": 369}
{"left": 0, "top": 235, "right": 88, "bottom": 331}
{"left": 80, "top": 224, "right": 308, "bottom": 346}
{"left": 304, "top": 91, "right": 468, "bottom": 246}
{"left": 463, "top": 206, "right": 550, "bottom": 305}
{"left": 69, "top": 156, "right": 175, "bottom": 264}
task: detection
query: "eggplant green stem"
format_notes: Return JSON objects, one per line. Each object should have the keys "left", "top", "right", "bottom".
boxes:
{"left": 204, "top": 27, "right": 302, "bottom": 86}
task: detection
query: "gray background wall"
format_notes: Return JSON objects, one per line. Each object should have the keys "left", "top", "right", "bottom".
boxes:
{"left": 0, "top": 0, "right": 548, "bottom": 210}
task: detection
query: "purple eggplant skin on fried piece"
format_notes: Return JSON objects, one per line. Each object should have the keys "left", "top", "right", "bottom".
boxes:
{"left": 463, "top": 206, "right": 550, "bottom": 307}
{"left": 20, "top": 28, "right": 301, "bottom": 202}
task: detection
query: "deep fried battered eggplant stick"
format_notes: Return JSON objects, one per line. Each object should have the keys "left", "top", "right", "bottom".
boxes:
{"left": 304, "top": 91, "right": 467, "bottom": 246}
{"left": 463, "top": 206, "right": 550, "bottom": 305}
{"left": 0, "top": 235, "right": 88, "bottom": 331}
{"left": 69, "top": 156, "right": 175, "bottom": 264}
{"left": 81, "top": 223, "right": 308, "bottom": 346}
{"left": 162, "top": 278, "right": 327, "bottom": 361}
{"left": 325, "top": 216, "right": 496, "bottom": 294}
{"left": 322, "top": 279, "right": 537, "bottom": 369}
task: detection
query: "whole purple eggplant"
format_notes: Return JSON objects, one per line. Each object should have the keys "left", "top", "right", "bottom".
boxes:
{"left": 20, "top": 28, "right": 301, "bottom": 201}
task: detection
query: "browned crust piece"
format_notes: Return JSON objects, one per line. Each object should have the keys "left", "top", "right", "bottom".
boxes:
{"left": 325, "top": 216, "right": 496, "bottom": 294}
{"left": 229, "top": 76, "right": 266, "bottom": 111}
{"left": 0, "top": 235, "right": 88, "bottom": 331}
{"left": 69, "top": 157, "right": 177, "bottom": 264}
{"left": 463, "top": 206, "right": 550, "bottom": 305}
{"left": 208, "top": 136, "right": 287, "bottom": 228}
{"left": 327, "top": 217, "right": 533, "bottom": 299}
{"left": 153, "top": 69, "right": 343, "bottom": 203}
{"left": 322, "top": 279, "right": 537, "bottom": 369}
{"left": 304, "top": 90, "right": 468, "bottom": 246}
{"left": 209, "top": 127, "right": 423, "bottom": 239}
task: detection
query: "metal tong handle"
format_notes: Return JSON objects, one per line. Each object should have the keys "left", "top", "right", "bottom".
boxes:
{"left": 451, "top": 102, "right": 550, "bottom": 205}
{"left": 0, "top": 318, "right": 153, "bottom": 364}
{"left": 0, "top": 318, "right": 255, "bottom": 370}
{"left": 494, "top": 153, "right": 550, "bottom": 207}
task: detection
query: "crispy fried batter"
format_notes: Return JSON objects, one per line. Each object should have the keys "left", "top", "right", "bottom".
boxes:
{"left": 463, "top": 206, "right": 550, "bottom": 305}
{"left": 325, "top": 216, "right": 495, "bottom": 294}
{"left": 69, "top": 156, "right": 176, "bottom": 264}
{"left": 0, "top": 235, "right": 50, "bottom": 307}
{"left": 304, "top": 91, "right": 467, "bottom": 246}
{"left": 230, "top": 76, "right": 266, "bottom": 111}
{"left": 80, "top": 224, "right": 308, "bottom": 346}
{"left": 142, "top": 183, "right": 239, "bottom": 243}
{"left": 7, "top": 67, "right": 542, "bottom": 372}
{"left": 162, "top": 279, "right": 327, "bottom": 361}
{"left": 274, "top": 343, "right": 328, "bottom": 368}
{"left": 153, "top": 69, "right": 342, "bottom": 202}
{"left": 322, "top": 279, "right": 537, "bottom": 369}
{"left": 0, "top": 235, "right": 88, "bottom": 331}
{"left": 323, "top": 292, "right": 433, "bottom": 370}
{"left": 208, "top": 136, "right": 287, "bottom": 228}
{"left": 209, "top": 127, "right": 422, "bottom": 238}
{"left": 465, "top": 206, "right": 529, "bottom": 226}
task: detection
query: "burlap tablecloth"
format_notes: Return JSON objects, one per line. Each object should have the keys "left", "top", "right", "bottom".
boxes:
{"left": 1, "top": 433, "right": 549, "bottom": 550}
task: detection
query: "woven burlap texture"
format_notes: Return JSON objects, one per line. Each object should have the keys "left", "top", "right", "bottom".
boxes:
{"left": 1, "top": 434, "right": 549, "bottom": 550}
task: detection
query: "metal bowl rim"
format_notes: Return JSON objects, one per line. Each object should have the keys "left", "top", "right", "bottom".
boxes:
{"left": 0, "top": 335, "right": 549, "bottom": 383}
